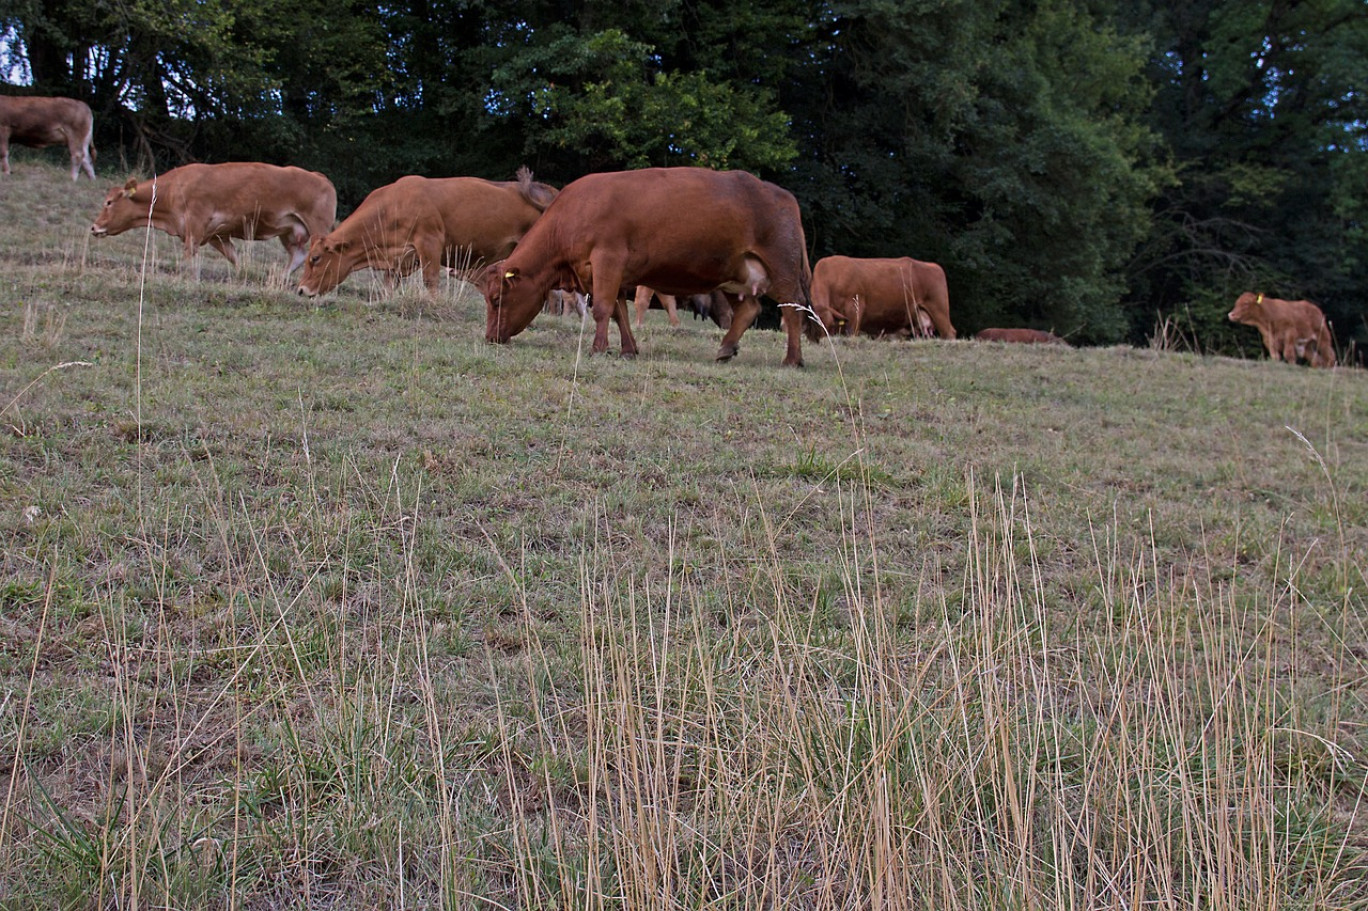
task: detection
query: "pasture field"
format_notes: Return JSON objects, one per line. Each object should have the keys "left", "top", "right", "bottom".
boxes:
{"left": 1, "top": 157, "right": 1366, "bottom": 909}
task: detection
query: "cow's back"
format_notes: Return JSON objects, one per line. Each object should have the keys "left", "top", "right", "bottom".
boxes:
{"left": 428, "top": 177, "right": 548, "bottom": 259}
{"left": 181, "top": 162, "right": 332, "bottom": 217}
{"left": 0, "top": 95, "right": 91, "bottom": 142}
{"left": 540, "top": 168, "right": 798, "bottom": 253}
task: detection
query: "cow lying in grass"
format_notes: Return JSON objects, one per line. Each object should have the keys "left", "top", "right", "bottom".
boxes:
{"left": 975, "top": 328, "right": 1068, "bottom": 345}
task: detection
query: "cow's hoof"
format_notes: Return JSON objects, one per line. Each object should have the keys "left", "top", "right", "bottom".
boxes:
{"left": 621, "top": 350, "right": 638, "bottom": 360}
{"left": 715, "top": 344, "right": 739, "bottom": 362}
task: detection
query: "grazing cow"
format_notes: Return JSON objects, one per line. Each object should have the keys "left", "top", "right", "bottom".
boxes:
{"left": 483, "top": 167, "right": 812, "bottom": 366}
{"left": 0, "top": 95, "right": 96, "bottom": 181}
{"left": 1228, "top": 292, "right": 1335, "bottom": 368}
{"left": 808, "top": 255, "right": 956, "bottom": 341}
{"left": 975, "top": 328, "right": 1069, "bottom": 346}
{"left": 91, "top": 162, "right": 336, "bottom": 272}
{"left": 298, "top": 168, "right": 558, "bottom": 297}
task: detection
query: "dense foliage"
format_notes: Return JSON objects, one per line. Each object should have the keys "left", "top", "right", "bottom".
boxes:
{"left": 3, "top": 0, "right": 1366, "bottom": 353}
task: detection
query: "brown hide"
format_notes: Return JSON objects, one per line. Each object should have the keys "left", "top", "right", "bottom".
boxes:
{"left": 975, "top": 328, "right": 1068, "bottom": 345}
{"left": 483, "top": 167, "right": 812, "bottom": 367}
{"left": 298, "top": 171, "right": 557, "bottom": 296}
{"left": 808, "top": 255, "right": 956, "bottom": 341}
{"left": 0, "top": 95, "right": 96, "bottom": 181}
{"left": 90, "top": 162, "right": 336, "bottom": 272}
{"left": 1228, "top": 292, "right": 1335, "bottom": 368}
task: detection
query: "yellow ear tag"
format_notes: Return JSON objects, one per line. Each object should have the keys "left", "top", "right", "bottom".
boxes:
{"left": 1256, "top": 293, "right": 1263, "bottom": 304}
{"left": 504, "top": 271, "right": 516, "bottom": 279}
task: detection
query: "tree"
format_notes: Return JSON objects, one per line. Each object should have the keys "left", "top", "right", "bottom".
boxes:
{"left": 790, "top": 0, "right": 1162, "bottom": 341}
{"left": 1120, "top": 0, "right": 1368, "bottom": 356}
{"left": 484, "top": 24, "right": 798, "bottom": 178}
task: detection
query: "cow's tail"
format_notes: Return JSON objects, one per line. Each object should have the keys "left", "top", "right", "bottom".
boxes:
{"left": 516, "top": 165, "right": 557, "bottom": 212}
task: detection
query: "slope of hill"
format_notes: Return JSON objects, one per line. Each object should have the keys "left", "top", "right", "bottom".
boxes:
{"left": 2, "top": 159, "right": 1365, "bottom": 909}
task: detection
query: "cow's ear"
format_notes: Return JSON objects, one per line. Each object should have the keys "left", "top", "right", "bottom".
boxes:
{"left": 122, "top": 178, "right": 138, "bottom": 196}
{"left": 332, "top": 240, "right": 350, "bottom": 253}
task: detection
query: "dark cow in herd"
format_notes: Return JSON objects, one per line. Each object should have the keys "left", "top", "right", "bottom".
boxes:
{"left": 1228, "top": 292, "right": 1335, "bottom": 368}
{"left": 976, "top": 328, "right": 1069, "bottom": 346}
{"left": 483, "top": 167, "right": 812, "bottom": 366}
{"left": 0, "top": 95, "right": 96, "bottom": 181}
{"left": 298, "top": 168, "right": 558, "bottom": 297}
{"left": 91, "top": 162, "right": 337, "bottom": 272}
{"left": 808, "top": 255, "right": 956, "bottom": 341}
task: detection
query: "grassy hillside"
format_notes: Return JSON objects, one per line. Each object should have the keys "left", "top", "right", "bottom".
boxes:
{"left": 1, "top": 158, "right": 1366, "bottom": 909}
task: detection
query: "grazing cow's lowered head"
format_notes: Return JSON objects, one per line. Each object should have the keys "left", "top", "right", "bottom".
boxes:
{"left": 484, "top": 262, "right": 557, "bottom": 343}
{"left": 90, "top": 178, "right": 149, "bottom": 238}
{"left": 297, "top": 235, "right": 355, "bottom": 297}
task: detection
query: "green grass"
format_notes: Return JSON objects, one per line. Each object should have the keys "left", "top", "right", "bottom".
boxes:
{"left": 1, "top": 156, "right": 1366, "bottom": 909}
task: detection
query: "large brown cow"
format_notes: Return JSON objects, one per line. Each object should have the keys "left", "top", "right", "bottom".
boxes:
{"left": 90, "top": 162, "right": 336, "bottom": 272}
{"left": 975, "top": 328, "right": 1069, "bottom": 345}
{"left": 1228, "top": 292, "right": 1335, "bottom": 368}
{"left": 483, "top": 167, "right": 812, "bottom": 366}
{"left": 0, "top": 95, "right": 96, "bottom": 181}
{"left": 297, "top": 169, "right": 558, "bottom": 297}
{"left": 808, "top": 255, "right": 956, "bottom": 341}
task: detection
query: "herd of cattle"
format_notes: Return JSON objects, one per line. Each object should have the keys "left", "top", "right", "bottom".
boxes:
{"left": 3, "top": 94, "right": 1340, "bottom": 368}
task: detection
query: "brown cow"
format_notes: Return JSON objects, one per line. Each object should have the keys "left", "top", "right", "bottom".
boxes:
{"left": 0, "top": 95, "right": 96, "bottom": 181}
{"left": 1228, "top": 292, "right": 1335, "bottom": 368}
{"left": 298, "top": 168, "right": 558, "bottom": 297}
{"left": 91, "top": 162, "right": 336, "bottom": 272}
{"left": 975, "top": 328, "right": 1069, "bottom": 345}
{"left": 808, "top": 255, "right": 956, "bottom": 341}
{"left": 483, "top": 167, "right": 812, "bottom": 366}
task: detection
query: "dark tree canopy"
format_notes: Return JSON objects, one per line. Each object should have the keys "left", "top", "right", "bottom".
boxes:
{"left": 2, "top": 0, "right": 1365, "bottom": 356}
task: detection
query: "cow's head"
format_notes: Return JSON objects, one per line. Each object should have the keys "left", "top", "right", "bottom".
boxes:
{"left": 483, "top": 262, "right": 544, "bottom": 343}
{"left": 297, "top": 235, "right": 354, "bottom": 297}
{"left": 1229, "top": 292, "right": 1263, "bottom": 324}
{"left": 804, "top": 298, "right": 846, "bottom": 342}
{"left": 90, "top": 178, "right": 148, "bottom": 238}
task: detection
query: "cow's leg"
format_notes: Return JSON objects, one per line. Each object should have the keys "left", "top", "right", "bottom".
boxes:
{"left": 780, "top": 304, "right": 805, "bottom": 367}
{"left": 1, "top": 133, "right": 10, "bottom": 176}
{"left": 65, "top": 135, "right": 82, "bottom": 181}
{"left": 588, "top": 292, "right": 616, "bottom": 354}
{"left": 661, "top": 293, "right": 681, "bottom": 327}
{"left": 632, "top": 285, "right": 652, "bottom": 328}
{"left": 420, "top": 247, "right": 444, "bottom": 295}
{"left": 79, "top": 142, "right": 96, "bottom": 181}
{"left": 715, "top": 294, "right": 761, "bottom": 361}
{"left": 589, "top": 256, "right": 635, "bottom": 356}
{"left": 280, "top": 225, "right": 310, "bottom": 273}
{"left": 206, "top": 236, "right": 239, "bottom": 267}
{"left": 1257, "top": 328, "right": 1279, "bottom": 361}
{"left": 612, "top": 295, "right": 638, "bottom": 358}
